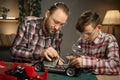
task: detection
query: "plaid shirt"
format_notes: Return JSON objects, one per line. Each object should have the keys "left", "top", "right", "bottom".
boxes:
{"left": 11, "top": 17, "right": 63, "bottom": 60}
{"left": 79, "top": 31, "right": 120, "bottom": 74}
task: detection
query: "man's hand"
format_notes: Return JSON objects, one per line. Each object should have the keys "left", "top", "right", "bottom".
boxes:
{"left": 40, "top": 47, "right": 60, "bottom": 61}
{"left": 57, "top": 59, "right": 63, "bottom": 65}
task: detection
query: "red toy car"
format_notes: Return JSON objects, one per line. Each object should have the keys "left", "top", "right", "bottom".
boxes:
{"left": 0, "top": 61, "right": 48, "bottom": 80}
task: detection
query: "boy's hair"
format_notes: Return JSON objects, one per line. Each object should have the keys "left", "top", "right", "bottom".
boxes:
{"left": 76, "top": 10, "right": 101, "bottom": 33}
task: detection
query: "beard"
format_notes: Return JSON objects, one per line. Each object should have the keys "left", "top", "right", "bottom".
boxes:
{"left": 45, "top": 26, "right": 55, "bottom": 36}
{"left": 44, "top": 19, "right": 55, "bottom": 36}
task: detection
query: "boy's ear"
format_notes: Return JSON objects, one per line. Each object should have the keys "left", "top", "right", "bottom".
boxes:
{"left": 97, "top": 24, "right": 102, "bottom": 29}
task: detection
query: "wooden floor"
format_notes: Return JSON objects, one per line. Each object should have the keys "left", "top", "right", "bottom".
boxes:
{"left": 97, "top": 75, "right": 120, "bottom": 80}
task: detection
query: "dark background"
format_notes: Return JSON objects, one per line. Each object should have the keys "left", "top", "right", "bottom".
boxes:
{"left": 0, "top": 0, "right": 120, "bottom": 61}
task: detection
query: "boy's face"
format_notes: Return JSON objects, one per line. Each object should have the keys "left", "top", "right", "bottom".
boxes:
{"left": 80, "top": 24, "right": 99, "bottom": 42}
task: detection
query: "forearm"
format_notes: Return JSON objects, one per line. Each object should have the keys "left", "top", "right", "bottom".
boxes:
{"left": 11, "top": 45, "right": 46, "bottom": 59}
{"left": 95, "top": 57, "right": 120, "bottom": 74}
{"left": 11, "top": 46, "right": 34, "bottom": 58}
{"left": 81, "top": 54, "right": 120, "bottom": 74}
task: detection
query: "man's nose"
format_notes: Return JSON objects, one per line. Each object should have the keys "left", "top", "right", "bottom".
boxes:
{"left": 54, "top": 25, "right": 61, "bottom": 30}
{"left": 83, "top": 35, "right": 90, "bottom": 40}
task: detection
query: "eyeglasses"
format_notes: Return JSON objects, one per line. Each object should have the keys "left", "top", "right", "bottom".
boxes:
{"left": 50, "top": 16, "right": 66, "bottom": 27}
{"left": 80, "top": 28, "right": 97, "bottom": 38}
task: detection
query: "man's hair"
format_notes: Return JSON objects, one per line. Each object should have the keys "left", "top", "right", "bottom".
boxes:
{"left": 48, "top": 2, "right": 70, "bottom": 15}
{"left": 76, "top": 10, "right": 101, "bottom": 33}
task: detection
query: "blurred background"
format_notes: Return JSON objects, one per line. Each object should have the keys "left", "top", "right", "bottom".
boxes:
{"left": 0, "top": 0, "right": 120, "bottom": 61}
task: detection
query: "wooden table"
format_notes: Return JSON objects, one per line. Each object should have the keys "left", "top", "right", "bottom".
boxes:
{"left": 97, "top": 75, "right": 120, "bottom": 80}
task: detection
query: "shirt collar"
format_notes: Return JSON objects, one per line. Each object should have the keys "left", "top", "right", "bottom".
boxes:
{"left": 93, "top": 31, "right": 103, "bottom": 44}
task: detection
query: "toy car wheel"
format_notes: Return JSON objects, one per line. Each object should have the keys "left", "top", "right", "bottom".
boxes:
{"left": 34, "top": 62, "right": 42, "bottom": 72}
{"left": 66, "top": 67, "right": 76, "bottom": 77}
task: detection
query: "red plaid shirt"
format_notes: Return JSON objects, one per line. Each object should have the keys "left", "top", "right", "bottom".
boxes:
{"left": 11, "top": 16, "right": 62, "bottom": 60}
{"left": 80, "top": 31, "right": 120, "bottom": 74}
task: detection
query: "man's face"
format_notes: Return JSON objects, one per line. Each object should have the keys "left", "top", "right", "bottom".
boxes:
{"left": 80, "top": 24, "right": 99, "bottom": 42}
{"left": 45, "top": 9, "right": 68, "bottom": 35}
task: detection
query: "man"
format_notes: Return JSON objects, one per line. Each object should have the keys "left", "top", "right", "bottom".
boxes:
{"left": 11, "top": 2, "right": 70, "bottom": 65}
{"left": 66, "top": 10, "right": 120, "bottom": 74}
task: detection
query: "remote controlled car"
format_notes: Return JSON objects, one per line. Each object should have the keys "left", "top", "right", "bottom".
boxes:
{"left": 33, "top": 57, "right": 81, "bottom": 77}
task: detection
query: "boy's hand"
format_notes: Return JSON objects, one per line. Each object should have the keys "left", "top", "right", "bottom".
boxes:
{"left": 66, "top": 55, "right": 75, "bottom": 60}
